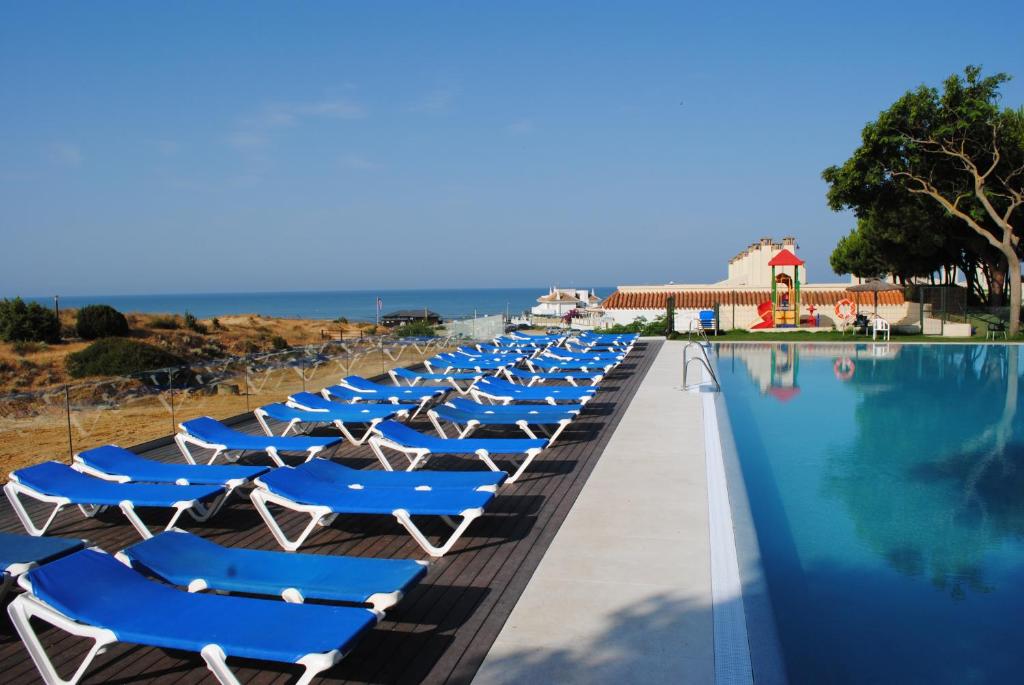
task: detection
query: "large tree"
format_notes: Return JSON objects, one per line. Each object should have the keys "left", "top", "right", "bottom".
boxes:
{"left": 824, "top": 67, "right": 1024, "bottom": 333}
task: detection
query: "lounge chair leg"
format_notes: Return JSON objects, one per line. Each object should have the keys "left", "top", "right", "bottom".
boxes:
{"left": 406, "top": 451, "right": 430, "bottom": 471}
{"left": 265, "top": 447, "right": 285, "bottom": 468}
{"left": 174, "top": 433, "right": 198, "bottom": 464}
{"left": 4, "top": 483, "right": 67, "bottom": 537}
{"left": 546, "top": 420, "right": 571, "bottom": 445}
{"left": 393, "top": 508, "right": 482, "bottom": 557}
{"left": 200, "top": 645, "right": 243, "bottom": 685}
{"left": 515, "top": 420, "right": 539, "bottom": 440}
{"left": 250, "top": 489, "right": 333, "bottom": 552}
{"left": 331, "top": 420, "right": 374, "bottom": 446}
{"left": 367, "top": 438, "right": 396, "bottom": 471}
{"left": 427, "top": 412, "right": 449, "bottom": 438}
{"left": 473, "top": 449, "right": 503, "bottom": 473}
{"left": 294, "top": 652, "right": 344, "bottom": 685}
{"left": 118, "top": 501, "right": 160, "bottom": 539}
{"left": 505, "top": 448, "right": 541, "bottom": 484}
{"left": 8, "top": 594, "right": 118, "bottom": 685}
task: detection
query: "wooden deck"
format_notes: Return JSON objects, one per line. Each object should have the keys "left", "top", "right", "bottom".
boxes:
{"left": 0, "top": 340, "right": 659, "bottom": 685}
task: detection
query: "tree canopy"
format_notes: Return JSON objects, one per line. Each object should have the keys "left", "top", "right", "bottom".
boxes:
{"left": 823, "top": 66, "right": 1024, "bottom": 331}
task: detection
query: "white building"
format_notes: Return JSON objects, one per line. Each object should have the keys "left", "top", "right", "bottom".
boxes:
{"left": 601, "top": 237, "right": 910, "bottom": 331}
{"left": 721, "top": 236, "right": 806, "bottom": 286}
{"left": 531, "top": 288, "right": 602, "bottom": 317}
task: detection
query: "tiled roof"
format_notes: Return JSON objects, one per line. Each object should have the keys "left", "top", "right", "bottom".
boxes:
{"left": 538, "top": 290, "right": 582, "bottom": 302}
{"left": 602, "top": 289, "right": 905, "bottom": 309}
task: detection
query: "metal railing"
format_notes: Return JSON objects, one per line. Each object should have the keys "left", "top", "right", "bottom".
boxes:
{"left": 0, "top": 334, "right": 462, "bottom": 474}
{"left": 683, "top": 341, "right": 720, "bottom": 391}
{"left": 685, "top": 318, "right": 711, "bottom": 344}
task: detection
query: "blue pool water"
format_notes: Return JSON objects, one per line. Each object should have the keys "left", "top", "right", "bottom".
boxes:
{"left": 716, "top": 343, "right": 1024, "bottom": 684}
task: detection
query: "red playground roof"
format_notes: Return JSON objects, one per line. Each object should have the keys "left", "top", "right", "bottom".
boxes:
{"left": 768, "top": 248, "right": 805, "bottom": 267}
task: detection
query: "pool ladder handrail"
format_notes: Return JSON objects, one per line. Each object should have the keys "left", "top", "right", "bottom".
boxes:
{"left": 685, "top": 318, "right": 710, "bottom": 344}
{"left": 683, "top": 340, "right": 720, "bottom": 391}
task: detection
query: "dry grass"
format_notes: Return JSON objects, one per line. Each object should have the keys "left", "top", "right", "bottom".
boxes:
{"left": 0, "top": 309, "right": 452, "bottom": 475}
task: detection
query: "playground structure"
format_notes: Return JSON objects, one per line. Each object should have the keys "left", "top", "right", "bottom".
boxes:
{"left": 600, "top": 236, "right": 911, "bottom": 331}
{"left": 750, "top": 248, "right": 806, "bottom": 329}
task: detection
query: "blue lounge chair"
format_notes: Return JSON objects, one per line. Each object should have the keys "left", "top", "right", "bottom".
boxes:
{"left": 505, "top": 333, "right": 565, "bottom": 345}
{"left": 424, "top": 355, "right": 515, "bottom": 374}
{"left": 368, "top": 420, "right": 547, "bottom": 483}
{"left": 5, "top": 462, "right": 226, "bottom": 539}
{"left": 525, "top": 355, "right": 614, "bottom": 373}
{"left": 427, "top": 400, "right": 577, "bottom": 444}
{"left": 176, "top": 416, "right": 342, "bottom": 467}
{"left": 296, "top": 457, "right": 506, "bottom": 491}
{"left": 542, "top": 349, "right": 625, "bottom": 363}
{"left": 388, "top": 365, "right": 484, "bottom": 393}
{"left": 119, "top": 530, "right": 427, "bottom": 611}
{"left": 503, "top": 366, "right": 605, "bottom": 387}
{"left": 73, "top": 445, "right": 266, "bottom": 504}
{"left": 477, "top": 343, "right": 542, "bottom": 354}
{"left": 471, "top": 376, "right": 598, "bottom": 406}
{"left": 251, "top": 466, "right": 496, "bottom": 555}
{"left": 325, "top": 376, "right": 447, "bottom": 418}
{"left": 8, "top": 548, "right": 378, "bottom": 685}
{"left": 565, "top": 339, "right": 631, "bottom": 353}
{"left": 0, "top": 532, "right": 84, "bottom": 601}
{"left": 255, "top": 401, "right": 406, "bottom": 445}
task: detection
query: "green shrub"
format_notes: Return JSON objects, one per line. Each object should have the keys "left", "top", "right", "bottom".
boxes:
{"left": 10, "top": 340, "right": 48, "bottom": 355}
{"left": 603, "top": 315, "right": 668, "bottom": 336}
{"left": 270, "top": 335, "right": 289, "bottom": 350}
{"left": 0, "top": 298, "right": 61, "bottom": 343}
{"left": 184, "top": 311, "right": 208, "bottom": 334}
{"left": 210, "top": 317, "right": 223, "bottom": 330}
{"left": 66, "top": 338, "right": 185, "bottom": 378}
{"left": 393, "top": 320, "right": 438, "bottom": 337}
{"left": 148, "top": 315, "right": 180, "bottom": 330}
{"left": 76, "top": 304, "right": 130, "bottom": 340}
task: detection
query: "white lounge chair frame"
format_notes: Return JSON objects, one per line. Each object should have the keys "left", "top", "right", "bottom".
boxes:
{"left": 3, "top": 479, "right": 222, "bottom": 540}
{"left": 323, "top": 386, "right": 436, "bottom": 421}
{"left": 426, "top": 408, "right": 572, "bottom": 445}
{"left": 8, "top": 573, "right": 347, "bottom": 685}
{"left": 366, "top": 432, "right": 540, "bottom": 484}
{"left": 470, "top": 386, "right": 593, "bottom": 408}
{"left": 388, "top": 368, "right": 482, "bottom": 394}
{"left": 249, "top": 484, "right": 483, "bottom": 557}
{"left": 501, "top": 368, "right": 604, "bottom": 387}
{"left": 255, "top": 405, "right": 405, "bottom": 446}
{"left": 174, "top": 427, "right": 328, "bottom": 467}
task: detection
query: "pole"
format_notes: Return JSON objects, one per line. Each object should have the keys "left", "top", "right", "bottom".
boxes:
{"left": 64, "top": 384, "right": 73, "bottom": 460}
{"left": 54, "top": 295, "right": 60, "bottom": 325}
{"left": 169, "top": 367, "right": 176, "bottom": 434}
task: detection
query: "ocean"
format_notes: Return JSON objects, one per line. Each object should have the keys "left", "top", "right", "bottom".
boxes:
{"left": 23, "top": 287, "right": 613, "bottom": 322}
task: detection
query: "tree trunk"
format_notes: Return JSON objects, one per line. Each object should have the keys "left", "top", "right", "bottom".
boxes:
{"left": 1007, "top": 251, "right": 1021, "bottom": 335}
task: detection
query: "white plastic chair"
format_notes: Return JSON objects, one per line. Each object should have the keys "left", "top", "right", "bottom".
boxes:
{"left": 872, "top": 316, "right": 891, "bottom": 341}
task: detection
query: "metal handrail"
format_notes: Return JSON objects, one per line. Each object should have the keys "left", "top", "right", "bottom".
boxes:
{"left": 685, "top": 318, "right": 710, "bottom": 344}
{"left": 683, "top": 341, "right": 720, "bottom": 391}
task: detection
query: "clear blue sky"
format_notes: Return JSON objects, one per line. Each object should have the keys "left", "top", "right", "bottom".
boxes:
{"left": 2, "top": 1, "right": 1022, "bottom": 296}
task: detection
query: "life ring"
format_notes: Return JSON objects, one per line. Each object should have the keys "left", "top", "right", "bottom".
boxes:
{"left": 834, "top": 357, "right": 855, "bottom": 381}
{"left": 835, "top": 298, "right": 857, "bottom": 321}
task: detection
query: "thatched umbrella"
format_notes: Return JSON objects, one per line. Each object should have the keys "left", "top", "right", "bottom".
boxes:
{"left": 846, "top": 279, "right": 904, "bottom": 316}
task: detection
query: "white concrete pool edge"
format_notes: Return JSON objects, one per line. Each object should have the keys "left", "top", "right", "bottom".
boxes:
{"left": 472, "top": 340, "right": 714, "bottom": 684}
{"left": 695, "top": 351, "right": 754, "bottom": 685}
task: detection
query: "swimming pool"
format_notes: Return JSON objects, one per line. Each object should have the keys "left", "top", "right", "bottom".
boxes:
{"left": 716, "top": 343, "right": 1024, "bottom": 684}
